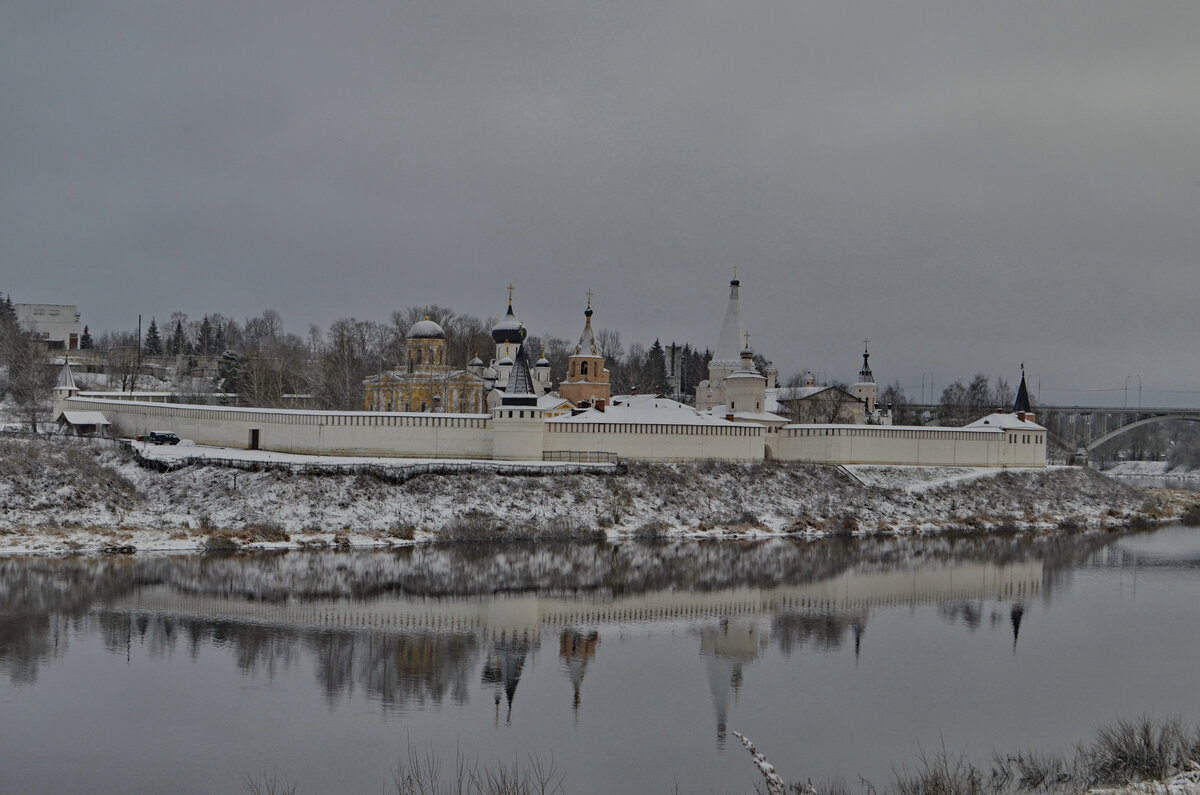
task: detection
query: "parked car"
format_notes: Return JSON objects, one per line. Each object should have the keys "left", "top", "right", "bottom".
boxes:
{"left": 141, "top": 431, "right": 181, "bottom": 445}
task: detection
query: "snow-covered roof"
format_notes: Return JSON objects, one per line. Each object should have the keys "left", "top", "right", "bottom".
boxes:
{"left": 70, "top": 396, "right": 491, "bottom": 419}
{"left": 776, "top": 385, "right": 851, "bottom": 401}
{"left": 708, "top": 404, "right": 790, "bottom": 425}
{"left": 783, "top": 422, "right": 1003, "bottom": 435}
{"left": 407, "top": 318, "right": 445, "bottom": 340}
{"left": 556, "top": 396, "right": 750, "bottom": 427}
{"left": 572, "top": 303, "right": 600, "bottom": 357}
{"left": 726, "top": 370, "right": 765, "bottom": 382}
{"left": 57, "top": 411, "right": 110, "bottom": 426}
{"left": 490, "top": 304, "right": 525, "bottom": 344}
{"left": 537, "top": 394, "right": 572, "bottom": 410}
{"left": 965, "top": 412, "right": 1046, "bottom": 431}
{"left": 55, "top": 362, "right": 77, "bottom": 391}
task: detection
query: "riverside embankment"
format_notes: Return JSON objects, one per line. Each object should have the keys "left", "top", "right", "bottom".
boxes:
{"left": 2, "top": 434, "right": 1194, "bottom": 555}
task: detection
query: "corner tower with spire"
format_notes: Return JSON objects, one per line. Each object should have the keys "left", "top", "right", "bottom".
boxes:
{"left": 1013, "top": 364, "right": 1033, "bottom": 421}
{"left": 851, "top": 340, "right": 879, "bottom": 415}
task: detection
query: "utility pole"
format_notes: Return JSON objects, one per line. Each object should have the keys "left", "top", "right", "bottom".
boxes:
{"left": 135, "top": 314, "right": 142, "bottom": 392}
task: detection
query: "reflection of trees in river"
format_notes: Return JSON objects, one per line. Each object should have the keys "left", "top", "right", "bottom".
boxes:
{"left": 771, "top": 611, "right": 865, "bottom": 656}
{"left": 0, "top": 530, "right": 1138, "bottom": 687}
{"left": 0, "top": 616, "right": 69, "bottom": 686}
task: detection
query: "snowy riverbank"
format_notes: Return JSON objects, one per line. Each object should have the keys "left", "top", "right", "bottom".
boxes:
{"left": 1, "top": 434, "right": 1194, "bottom": 556}
{"left": 1103, "top": 460, "right": 1200, "bottom": 481}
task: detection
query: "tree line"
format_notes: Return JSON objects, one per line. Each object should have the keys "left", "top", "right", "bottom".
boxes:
{"left": 60, "top": 303, "right": 716, "bottom": 411}
{"left": 3, "top": 288, "right": 1034, "bottom": 428}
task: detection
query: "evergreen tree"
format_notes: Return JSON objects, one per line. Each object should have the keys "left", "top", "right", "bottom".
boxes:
{"left": 144, "top": 318, "right": 163, "bottom": 356}
{"left": 198, "top": 315, "right": 213, "bottom": 357}
{"left": 213, "top": 321, "right": 226, "bottom": 354}
{"left": 80, "top": 325, "right": 93, "bottom": 350}
{"left": 216, "top": 350, "right": 248, "bottom": 397}
{"left": 0, "top": 293, "right": 17, "bottom": 353}
{"left": 170, "top": 319, "right": 186, "bottom": 357}
{"left": 646, "top": 338, "right": 668, "bottom": 395}
{"left": 0, "top": 293, "right": 16, "bottom": 331}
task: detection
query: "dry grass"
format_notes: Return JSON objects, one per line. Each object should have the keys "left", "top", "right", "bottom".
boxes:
{"left": 1084, "top": 716, "right": 1200, "bottom": 786}
{"left": 391, "top": 744, "right": 563, "bottom": 795}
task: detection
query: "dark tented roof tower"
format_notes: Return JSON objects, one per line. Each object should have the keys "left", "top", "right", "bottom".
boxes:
{"left": 501, "top": 345, "right": 538, "bottom": 407}
{"left": 1013, "top": 366, "right": 1032, "bottom": 414}
{"left": 858, "top": 341, "right": 875, "bottom": 384}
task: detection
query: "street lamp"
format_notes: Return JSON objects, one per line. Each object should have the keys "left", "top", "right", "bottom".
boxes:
{"left": 1124, "top": 375, "right": 1130, "bottom": 408}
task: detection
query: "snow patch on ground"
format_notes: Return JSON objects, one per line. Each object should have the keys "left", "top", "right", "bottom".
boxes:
{"left": 1104, "top": 461, "right": 1200, "bottom": 481}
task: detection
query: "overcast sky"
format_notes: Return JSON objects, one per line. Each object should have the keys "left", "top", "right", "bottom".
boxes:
{"left": 3, "top": 2, "right": 1197, "bottom": 406}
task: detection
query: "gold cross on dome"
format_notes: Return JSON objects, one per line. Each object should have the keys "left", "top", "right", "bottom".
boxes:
{"left": 507, "top": 284, "right": 515, "bottom": 305}
{"left": 733, "top": 265, "right": 739, "bottom": 280}
{"left": 586, "top": 288, "right": 593, "bottom": 308}
{"left": 744, "top": 331, "right": 751, "bottom": 348}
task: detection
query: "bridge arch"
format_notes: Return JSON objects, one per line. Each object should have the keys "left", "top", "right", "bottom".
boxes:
{"left": 1085, "top": 414, "right": 1200, "bottom": 451}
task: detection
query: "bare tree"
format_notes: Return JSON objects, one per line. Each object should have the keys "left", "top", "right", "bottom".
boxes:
{"left": 784, "top": 383, "right": 859, "bottom": 424}
{"left": 316, "top": 318, "right": 375, "bottom": 410}
{"left": 6, "top": 331, "right": 56, "bottom": 430}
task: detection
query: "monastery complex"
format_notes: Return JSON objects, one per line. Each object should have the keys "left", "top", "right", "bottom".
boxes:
{"left": 54, "top": 278, "right": 1047, "bottom": 467}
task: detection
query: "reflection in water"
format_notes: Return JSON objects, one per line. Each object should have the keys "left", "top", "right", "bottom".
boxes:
{"left": 0, "top": 530, "right": 1148, "bottom": 700}
{"left": 560, "top": 629, "right": 600, "bottom": 715}
{"left": 700, "top": 619, "right": 765, "bottom": 748}
{"left": 482, "top": 630, "right": 536, "bottom": 724}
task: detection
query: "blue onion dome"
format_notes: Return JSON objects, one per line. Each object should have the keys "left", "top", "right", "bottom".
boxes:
{"left": 490, "top": 304, "right": 526, "bottom": 344}
{"left": 497, "top": 355, "right": 514, "bottom": 367}
{"left": 407, "top": 317, "right": 445, "bottom": 340}
{"left": 536, "top": 355, "right": 550, "bottom": 368}
{"left": 482, "top": 365, "right": 499, "bottom": 380}
{"left": 468, "top": 354, "right": 484, "bottom": 367}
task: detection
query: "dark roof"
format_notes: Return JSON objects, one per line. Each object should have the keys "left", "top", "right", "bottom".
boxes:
{"left": 501, "top": 344, "right": 538, "bottom": 406}
{"left": 491, "top": 304, "right": 526, "bottom": 345}
{"left": 1013, "top": 372, "right": 1032, "bottom": 413}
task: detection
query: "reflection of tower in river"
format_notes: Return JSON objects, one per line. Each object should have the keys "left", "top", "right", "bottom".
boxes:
{"left": 481, "top": 629, "right": 538, "bottom": 725}
{"left": 700, "top": 619, "right": 766, "bottom": 749}
{"left": 559, "top": 629, "right": 600, "bottom": 717}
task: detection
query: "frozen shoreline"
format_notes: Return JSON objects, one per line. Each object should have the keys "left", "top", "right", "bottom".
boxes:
{"left": 0, "top": 434, "right": 1194, "bottom": 556}
{"left": 1103, "top": 460, "right": 1200, "bottom": 481}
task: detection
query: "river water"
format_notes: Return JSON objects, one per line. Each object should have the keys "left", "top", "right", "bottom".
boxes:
{"left": 2, "top": 524, "right": 1199, "bottom": 794}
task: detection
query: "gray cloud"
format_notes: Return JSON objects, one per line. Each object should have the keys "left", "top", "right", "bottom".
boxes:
{"left": 3, "top": 1, "right": 1198, "bottom": 406}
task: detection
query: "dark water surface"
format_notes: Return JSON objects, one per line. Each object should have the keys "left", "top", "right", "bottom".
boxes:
{"left": 2, "top": 527, "right": 1199, "bottom": 794}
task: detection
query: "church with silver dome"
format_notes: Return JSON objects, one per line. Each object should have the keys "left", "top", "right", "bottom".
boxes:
{"left": 362, "top": 288, "right": 552, "bottom": 414}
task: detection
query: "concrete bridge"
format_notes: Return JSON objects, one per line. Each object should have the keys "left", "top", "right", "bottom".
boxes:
{"left": 906, "top": 403, "right": 1200, "bottom": 461}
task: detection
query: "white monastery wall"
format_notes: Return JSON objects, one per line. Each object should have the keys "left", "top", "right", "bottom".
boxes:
{"left": 772, "top": 425, "right": 1045, "bottom": 467}
{"left": 66, "top": 397, "right": 493, "bottom": 459}
{"left": 63, "top": 396, "right": 1043, "bottom": 467}
{"left": 544, "top": 421, "right": 763, "bottom": 462}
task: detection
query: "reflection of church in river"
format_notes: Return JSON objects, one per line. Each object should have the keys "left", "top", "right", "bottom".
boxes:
{"left": 100, "top": 557, "right": 1042, "bottom": 730}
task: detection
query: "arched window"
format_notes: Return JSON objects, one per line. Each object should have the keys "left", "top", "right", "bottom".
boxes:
{"left": 581, "top": 361, "right": 589, "bottom": 376}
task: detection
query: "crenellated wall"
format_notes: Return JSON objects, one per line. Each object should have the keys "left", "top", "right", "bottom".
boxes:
{"left": 543, "top": 420, "right": 763, "bottom": 462}
{"left": 771, "top": 424, "right": 1045, "bottom": 467}
{"left": 62, "top": 395, "right": 1044, "bottom": 466}
{"left": 65, "top": 396, "right": 494, "bottom": 459}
